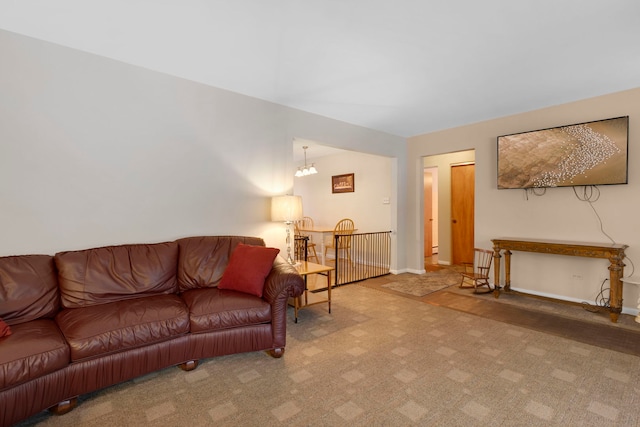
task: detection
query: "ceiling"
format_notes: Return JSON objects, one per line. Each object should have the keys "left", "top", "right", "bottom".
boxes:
{"left": 1, "top": 1, "right": 639, "bottom": 139}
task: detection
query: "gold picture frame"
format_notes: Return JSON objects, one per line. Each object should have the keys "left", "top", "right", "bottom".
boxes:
{"left": 332, "top": 173, "right": 354, "bottom": 193}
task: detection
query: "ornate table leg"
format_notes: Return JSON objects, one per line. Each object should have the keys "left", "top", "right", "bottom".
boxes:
{"left": 504, "top": 250, "right": 512, "bottom": 292}
{"left": 608, "top": 254, "right": 625, "bottom": 323}
{"left": 493, "top": 247, "right": 501, "bottom": 298}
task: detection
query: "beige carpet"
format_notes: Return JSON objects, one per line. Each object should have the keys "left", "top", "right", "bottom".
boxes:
{"left": 16, "top": 284, "right": 640, "bottom": 426}
{"left": 381, "top": 270, "right": 462, "bottom": 297}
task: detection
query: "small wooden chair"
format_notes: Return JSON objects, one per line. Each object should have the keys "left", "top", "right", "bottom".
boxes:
{"left": 459, "top": 248, "right": 493, "bottom": 294}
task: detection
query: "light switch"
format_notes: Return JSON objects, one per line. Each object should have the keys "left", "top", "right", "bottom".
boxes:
{"left": 382, "top": 197, "right": 390, "bottom": 204}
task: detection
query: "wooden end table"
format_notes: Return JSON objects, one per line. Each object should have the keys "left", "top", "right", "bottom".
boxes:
{"left": 292, "top": 261, "right": 335, "bottom": 323}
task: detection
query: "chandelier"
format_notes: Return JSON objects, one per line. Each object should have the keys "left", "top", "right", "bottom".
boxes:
{"left": 295, "top": 145, "right": 318, "bottom": 177}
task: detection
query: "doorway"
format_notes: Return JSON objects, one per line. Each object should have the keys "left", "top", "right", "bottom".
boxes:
{"left": 423, "top": 167, "right": 438, "bottom": 266}
{"left": 423, "top": 150, "right": 475, "bottom": 266}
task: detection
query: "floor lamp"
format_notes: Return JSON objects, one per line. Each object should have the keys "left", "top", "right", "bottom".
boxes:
{"left": 271, "top": 195, "right": 303, "bottom": 265}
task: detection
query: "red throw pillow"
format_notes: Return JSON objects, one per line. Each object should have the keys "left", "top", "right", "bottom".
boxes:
{"left": 218, "top": 243, "right": 280, "bottom": 297}
{"left": 0, "top": 317, "right": 11, "bottom": 338}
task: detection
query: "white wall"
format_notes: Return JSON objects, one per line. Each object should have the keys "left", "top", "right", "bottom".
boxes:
{"left": 407, "top": 88, "right": 640, "bottom": 313}
{"left": 0, "top": 30, "right": 406, "bottom": 261}
{"left": 293, "top": 151, "right": 392, "bottom": 233}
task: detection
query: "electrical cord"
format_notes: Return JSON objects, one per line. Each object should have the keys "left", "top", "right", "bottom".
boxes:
{"left": 624, "top": 256, "right": 635, "bottom": 278}
{"left": 587, "top": 199, "right": 616, "bottom": 244}
{"left": 581, "top": 278, "right": 610, "bottom": 313}
{"left": 580, "top": 256, "right": 635, "bottom": 314}
{"left": 573, "top": 185, "right": 616, "bottom": 244}
{"left": 572, "top": 185, "right": 631, "bottom": 311}
{"left": 523, "top": 187, "right": 546, "bottom": 200}
{"left": 572, "top": 185, "right": 600, "bottom": 202}
{"left": 522, "top": 184, "right": 632, "bottom": 313}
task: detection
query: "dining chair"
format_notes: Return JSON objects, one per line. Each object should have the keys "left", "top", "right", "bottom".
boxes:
{"left": 301, "top": 216, "right": 314, "bottom": 230}
{"left": 298, "top": 216, "right": 316, "bottom": 243}
{"left": 459, "top": 248, "right": 493, "bottom": 294}
{"left": 294, "top": 223, "right": 319, "bottom": 263}
{"left": 324, "top": 218, "right": 355, "bottom": 264}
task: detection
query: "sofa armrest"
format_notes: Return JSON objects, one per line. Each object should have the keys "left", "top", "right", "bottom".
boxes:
{"left": 262, "top": 256, "right": 304, "bottom": 351}
{"left": 262, "top": 257, "right": 304, "bottom": 303}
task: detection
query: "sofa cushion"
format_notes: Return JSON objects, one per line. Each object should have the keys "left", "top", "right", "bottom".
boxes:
{"left": 218, "top": 244, "right": 280, "bottom": 297}
{"left": 0, "top": 255, "right": 59, "bottom": 326}
{"left": 0, "top": 319, "right": 70, "bottom": 391}
{"left": 55, "top": 241, "right": 179, "bottom": 308}
{"left": 55, "top": 294, "right": 189, "bottom": 362}
{"left": 180, "top": 288, "right": 271, "bottom": 333}
{"left": 0, "top": 318, "right": 10, "bottom": 337}
{"left": 176, "top": 236, "right": 266, "bottom": 292}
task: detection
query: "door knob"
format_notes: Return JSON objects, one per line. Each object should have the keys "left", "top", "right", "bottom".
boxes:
{"left": 452, "top": 219, "right": 457, "bottom": 223}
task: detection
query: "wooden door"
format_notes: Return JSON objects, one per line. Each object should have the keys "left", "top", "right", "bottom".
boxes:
{"left": 424, "top": 170, "right": 433, "bottom": 257}
{"left": 451, "top": 164, "right": 474, "bottom": 265}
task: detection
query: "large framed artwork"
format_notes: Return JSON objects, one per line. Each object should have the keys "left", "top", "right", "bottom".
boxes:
{"left": 497, "top": 116, "right": 628, "bottom": 189}
{"left": 332, "top": 173, "right": 354, "bottom": 193}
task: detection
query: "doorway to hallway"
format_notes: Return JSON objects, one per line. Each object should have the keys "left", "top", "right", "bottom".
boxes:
{"left": 423, "top": 167, "right": 438, "bottom": 260}
{"left": 423, "top": 150, "right": 475, "bottom": 266}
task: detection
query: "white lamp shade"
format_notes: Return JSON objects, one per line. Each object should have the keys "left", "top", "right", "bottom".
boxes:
{"left": 271, "top": 195, "right": 303, "bottom": 222}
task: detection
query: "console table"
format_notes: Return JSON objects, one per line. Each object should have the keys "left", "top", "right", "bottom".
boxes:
{"left": 492, "top": 238, "right": 628, "bottom": 323}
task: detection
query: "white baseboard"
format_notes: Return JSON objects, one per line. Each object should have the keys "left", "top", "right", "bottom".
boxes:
{"left": 390, "top": 268, "right": 425, "bottom": 275}
{"left": 509, "top": 286, "right": 640, "bottom": 317}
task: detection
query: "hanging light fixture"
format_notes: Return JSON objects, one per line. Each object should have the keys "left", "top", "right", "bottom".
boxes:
{"left": 295, "top": 145, "right": 318, "bottom": 177}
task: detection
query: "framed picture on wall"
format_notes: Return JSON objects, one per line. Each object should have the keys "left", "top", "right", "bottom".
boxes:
{"left": 332, "top": 173, "right": 355, "bottom": 193}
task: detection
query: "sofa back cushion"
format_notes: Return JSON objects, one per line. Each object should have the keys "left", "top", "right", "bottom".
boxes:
{"left": 0, "top": 255, "right": 60, "bottom": 326}
{"left": 176, "top": 236, "right": 265, "bottom": 292}
{"left": 55, "top": 241, "right": 179, "bottom": 308}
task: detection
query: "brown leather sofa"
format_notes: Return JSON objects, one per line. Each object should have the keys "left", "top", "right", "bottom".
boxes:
{"left": 0, "top": 236, "right": 304, "bottom": 427}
